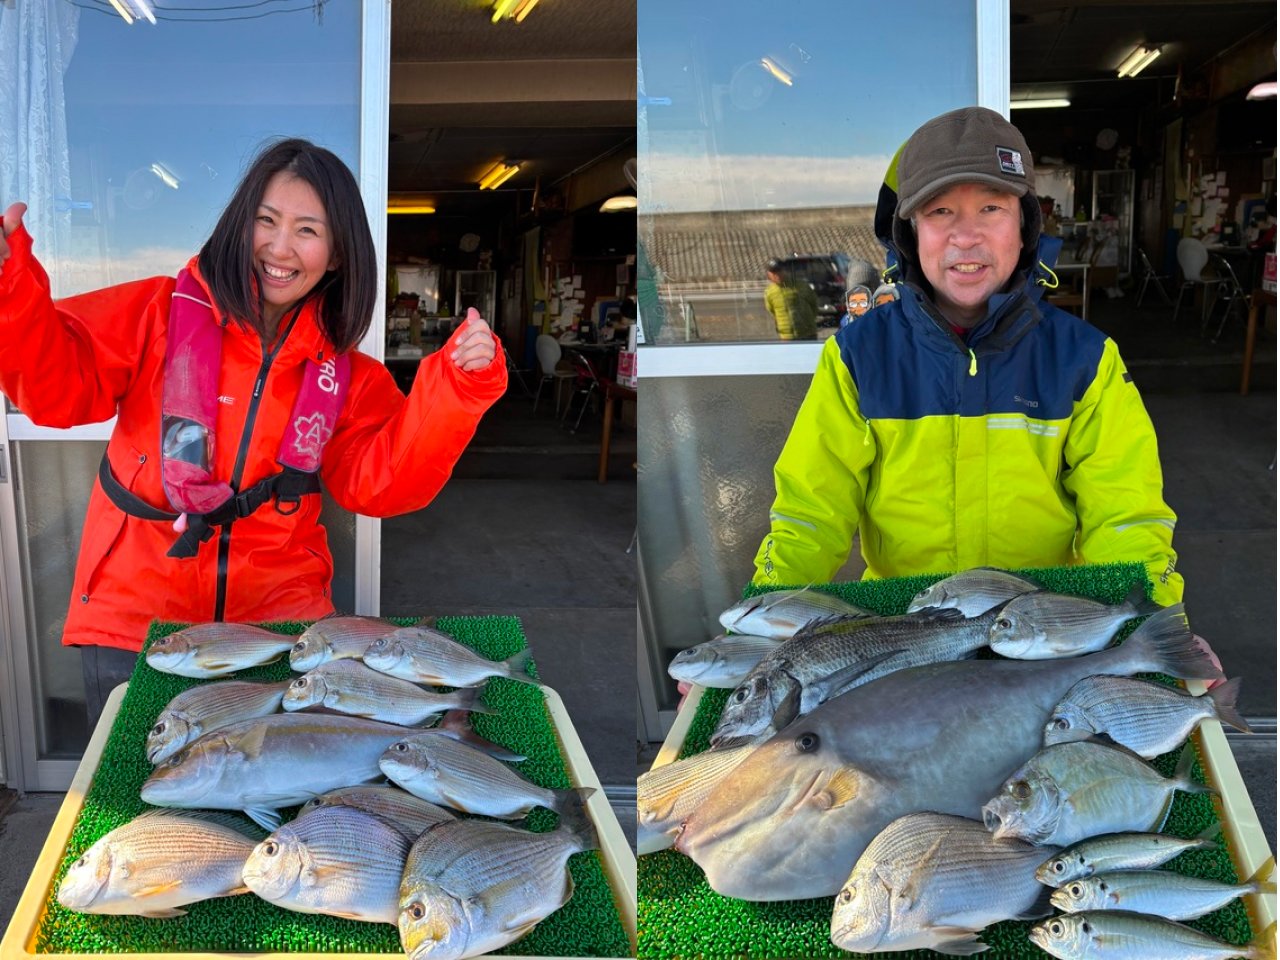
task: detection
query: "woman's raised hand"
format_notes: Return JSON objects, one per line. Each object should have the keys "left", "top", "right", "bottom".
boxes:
{"left": 450, "top": 307, "right": 497, "bottom": 372}
{"left": 0, "top": 202, "right": 28, "bottom": 277}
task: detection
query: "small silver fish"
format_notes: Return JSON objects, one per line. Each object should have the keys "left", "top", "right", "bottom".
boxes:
{"left": 398, "top": 814, "right": 598, "bottom": 960}
{"left": 289, "top": 615, "right": 401, "bottom": 672}
{"left": 1036, "top": 831, "right": 1221, "bottom": 887}
{"left": 147, "top": 679, "right": 289, "bottom": 764}
{"left": 282, "top": 659, "right": 492, "bottom": 726}
{"left": 831, "top": 813, "right": 1055, "bottom": 956}
{"left": 989, "top": 580, "right": 1162, "bottom": 659}
{"left": 1030, "top": 910, "right": 1272, "bottom": 960}
{"left": 637, "top": 744, "right": 755, "bottom": 855}
{"left": 242, "top": 805, "right": 410, "bottom": 923}
{"left": 56, "top": 810, "right": 259, "bottom": 918}
{"left": 363, "top": 627, "right": 541, "bottom": 689}
{"left": 1050, "top": 867, "right": 1273, "bottom": 921}
{"left": 1044, "top": 676, "right": 1251, "bottom": 758}
{"left": 717, "top": 588, "right": 874, "bottom": 639}
{"left": 379, "top": 731, "right": 588, "bottom": 819}
{"left": 983, "top": 741, "right": 1215, "bottom": 847}
{"left": 667, "top": 634, "right": 784, "bottom": 689}
{"left": 907, "top": 567, "right": 1042, "bottom": 616}
{"left": 145, "top": 624, "right": 296, "bottom": 678}
{"left": 301, "top": 786, "right": 455, "bottom": 843}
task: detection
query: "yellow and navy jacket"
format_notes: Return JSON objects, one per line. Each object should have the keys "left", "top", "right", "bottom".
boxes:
{"left": 754, "top": 201, "right": 1182, "bottom": 605}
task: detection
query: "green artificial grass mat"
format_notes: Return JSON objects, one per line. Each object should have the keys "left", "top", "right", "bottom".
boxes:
{"left": 36, "top": 616, "right": 630, "bottom": 958}
{"left": 638, "top": 562, "right": 1259, "bottom": 959}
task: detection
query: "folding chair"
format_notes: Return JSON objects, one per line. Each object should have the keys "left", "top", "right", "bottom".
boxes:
{"left": 1134, "top": 247, "right": 1173, "bottom": 307}
{"left": 1205, "top": 254, "right": 1250, "bottom": 342}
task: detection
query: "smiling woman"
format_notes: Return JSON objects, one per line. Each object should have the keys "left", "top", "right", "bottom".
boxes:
{"left": 0, "top": 137, "right": 506, "bottom": 732}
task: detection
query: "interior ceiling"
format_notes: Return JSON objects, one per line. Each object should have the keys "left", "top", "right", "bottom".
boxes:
{"left": 1011, "top": 0, "right": 1275, "bottom": 109}
{"left": 389, "top": 0, "right": 636, "bottom": 220}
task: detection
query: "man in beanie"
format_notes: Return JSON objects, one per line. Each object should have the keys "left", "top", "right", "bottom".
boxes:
{"left": 751, "top": 106, "right": 1182, "bottom": 605}
{"left": 763, "top": 258, "right": 819, "bottom": 341}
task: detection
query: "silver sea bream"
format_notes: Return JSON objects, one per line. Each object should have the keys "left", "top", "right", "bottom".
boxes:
{"left": 147, "top": 679, "right": 289, "bottom": 764}
{"left": 282, "top": 659, "right": 492, "bottom": 726}
{"left": 145, "top": 624, "right": 295, "bottom": 678}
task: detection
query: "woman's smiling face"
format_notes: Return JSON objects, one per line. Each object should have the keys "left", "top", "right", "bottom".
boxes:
{"left": 252, "top": 172, "right": 338, "bottom": 329}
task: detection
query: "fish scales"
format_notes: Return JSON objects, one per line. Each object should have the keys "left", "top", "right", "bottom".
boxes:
{"left": 285, "top": 659, "right": 483, "bottom": 726}
{"left": 1052, "top": 869, "right": 1267, "bottom": 921}
{"left": 678, "top": 606, "right": 1221, "bottom": 900}
{"left": 637, "top": 744, "right": 755, "bottom": 854}
{"left": 290, "top": 615, "right": 399, "bottom": 671}
{"left": 380, "top": 732, "right": 556, "bottom": 817}
{"left": 148, "top": 680, "right": 288, "bottom": 764}
{"left": 1037, "top": 833, "right": 1221, "bottom": 886}
{"left": 718, "top": 588, "right": 875, "bottom": 639}
{"left": 302, "top": 786, "right": 454, "bottom": 842}
{"left": 907, "top": 567, "right": 1042, "bottom": 616}
{"left": 1030, "top": 910, "right": 1269, "bottom": 960}
{"left": 146, "top": 624, "right": 296, "bottom": 678}
{"left": 364, "top": 627, "right": 536, "bottom": 688}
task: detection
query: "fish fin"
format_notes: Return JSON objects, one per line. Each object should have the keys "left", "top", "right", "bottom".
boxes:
{"left": 553, "top": 787, "right": 600, "bottom": 852}
{"left": 436, "top": 710, "right": 526, "bottom": 761}
{"left": 138, "top": 907, "right": 188, "bottom": 919}
{"left": 1124, "top": 577, "right": 1163, "bottom": 616}
{"left": 502, "top": 648, "right": 544, "bottom": 687}
{"left": 1249, "top": 922, "right": 1277, "bottom": 960}
{"left": 201, "top": 660, "right": 234, "bottom": 672}
{"left": 413, "top": 615, "right": 439, "bottom": 629}
{"left": 821, "top": 650, "right": 906, "bottom": 701}
{"left": 909, "top": 607, "right": 969, "bottom": 623}
{"left": 811, "top": 767, "right": 861, "bottom": 812}
{"left": 1207, "top": 677, "right": 1252, "bottom": 733}
{"left": 1195, "top": 820, "right": 1225, "bottom": 844}
{"left": 925, "top": 928, "right": 990, "bottom": 956}
{"left": 227, "top": 721, "right": 271, "bottom": 761}
{"left": 893, "top": 832, "right": 952, "bottom": 909}
{"left": 1116, "top": 605, "right": 1222, "bottom": 681}
{"left": 500, "top": 915, "right": 544, "bottom": 939}
{"left": 1246, "top": 858, "right": 1277, "bottom": 896}
{"left": 134, "top": 879, "right": 184, "bottom": 898}
{"left": 244, "top": 806, "right": 283, "bottom": 831}
{"left": 1174, "top": 741, "right": 1217, "bottom": 796}
{"left": 1011, "top": 883, "right": 1057, "bottom": 920}
{"left": 454, "top": 684, "right": 497, "bottom": 716}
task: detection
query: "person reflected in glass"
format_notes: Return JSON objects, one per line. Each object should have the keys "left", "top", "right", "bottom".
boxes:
{"left": 763, "top": 258, "right": 818, "bottom": 341}
{"left": 753, "top": 107, "right": 1182, "bottom": 608}
{"left": 0, "top": 138, "right": 506, "bottom": 729}
{"left": 838, "top": 284, "right": 871, "bottom": 330}
{"left": 872, "top": 281, "right": 900, "bottom": 308}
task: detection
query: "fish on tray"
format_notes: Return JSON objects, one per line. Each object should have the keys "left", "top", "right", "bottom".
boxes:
{"left": 637, "top": 743, "right": 755, "bottom": 855}
{"left": 289, "top": 614, "right": 403, "bottom": 672}
{"left": 301, "top": 785, "right": 455, "bottom": 843}
{"left": 363, "top": 626, "right": 542, "bottom": 689}
{"left": 907, "top": 566, "right": 1043, "bottom": 617}
{"left": 56, "top": 809, "right": 261, "bottom": 918}
{"left": 674, "top": 605, "right": 1220, "bottom": 901}
{"left": 666, "top": 634, "right": 784, "bottom": 689}
{"left": 1050, "top": 866, "right": 1274, "bottom": 921}
{"left": 1029, "top": 910, "right": 1275, "bottom": 960}
{"left": 145, "top": 623, "right": 295, "bottom": 678}
{"left": 1035, "top": 830, "right": 1222, "bottom": 887}
{"left": 717, "top": 587, "right": 874, "bottom": 640}
{"left": 282, "top": 659, "right": 492, "bottom": 727}
{"left": 147, "top": 679, "right": 289, "bottom": 764}
{"left": 988, "top": 580, "right": 1163, "bottom": 659}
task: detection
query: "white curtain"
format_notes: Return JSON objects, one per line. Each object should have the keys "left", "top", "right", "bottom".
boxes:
{"left": 0, "top": 1, "right": 79, "bottom": 297}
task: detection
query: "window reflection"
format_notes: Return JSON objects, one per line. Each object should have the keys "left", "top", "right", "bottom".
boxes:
{"left": 638, "top": 0, "right": 979, "bottom": 343}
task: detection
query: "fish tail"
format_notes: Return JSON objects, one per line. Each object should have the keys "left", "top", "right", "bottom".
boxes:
{"left": 553, "top": 786, "right": 600, "bottom": 852}
{"left": 1207, "top": 677, "right": 1252, "bottom": 733}
{"left": 1112, "top": 605, "right": 1222, "bottom": 680}
{"left": 1194, "top": 819, "right": 1225, "bottom": 845}
{"left": 1173, "top": 741, "right": 1217, "bottom": 796}
{"left": 1247, "top": 921, "right": 1277, "bottom": 960}
{"left": 1246, "top": 859, "right": 1277, "bottom": 897}
{"left": 1124, "top": 577, "right": 1164, "bottom": 616}
{"left": 414, "top": 615, "right": 439, "bottom": 630}
{"left": 453, "top": 684, "right": 497, "bottom": 716}
{"left": 503, "top": 648, "right": 545, "bottom": 687}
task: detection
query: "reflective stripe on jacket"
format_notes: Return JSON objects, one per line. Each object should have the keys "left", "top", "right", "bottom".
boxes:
{"left": 753, "top": 251, "right": 1182, "bottom": 606}
{"left": 0, "top": 226, "right": 507, "bottom": 651}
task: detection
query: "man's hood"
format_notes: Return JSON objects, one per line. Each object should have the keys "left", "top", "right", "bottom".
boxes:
{"left": 873, "top": 144, "right": 1050, "bottom": 300}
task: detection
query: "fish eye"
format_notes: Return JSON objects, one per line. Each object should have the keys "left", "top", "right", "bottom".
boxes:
{"left": 1052, "top": 860, "right": 1066, "bottom": 874}
{"left": 155, "top": 637, "right": 170, "bottom": 647}
{"left": 151, "top": 721, "right": 166, "bottom": 735}
{"left": 1068, "top": 883, "right": 1083, "bottom": 897}
{"left": 74, "top": 855, "right": 86, "bottom": 868}
{"left": 409, "top": 902, "right": 426, "bottom": 921}
{"left": 291, "top": 678, "right": 308, "bottom": 689}
{"left": 262, "top": 841, "right": 279, "bottom": 857}
{"left": 1052, "top": 717, "right": 1070, "bottom": 730}
{"left": 996, "top": 617, "right": 1012, "bottom": 629}
{"left": 165, "top": 752, "right": 185, "bottom": 767}
{"left": 838, "top": 887, "right": 853, "bottom": 903}
{"left": 393, "top": 742, "right": 408, "bottom": 752}
{"left": 913, "top": 588, "right": 929, "bottom": 599}
{"left": 1011, "top": 780, "right": 1032, "bottom": 800}
{"left": 732, "top": 688, "right": 748, "bottom": 703}
{"left": 292, "top": 640, "right": 307, "bottom": 652}
{"left": 369, "top": 638, "right": 386, "bottom": 650}
{"left": 795, "top": 732, "right": 820, "bottom": 753}
{"left": 1049, "top": 921, "right": 1064, "bottom": 937}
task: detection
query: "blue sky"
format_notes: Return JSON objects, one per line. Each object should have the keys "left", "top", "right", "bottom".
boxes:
{"left": 639, "top": 0, "right": 980, "bottom": 211}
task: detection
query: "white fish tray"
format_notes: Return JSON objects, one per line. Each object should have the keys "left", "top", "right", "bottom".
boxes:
{"left": 1, "top": 683, "right": 636, "bottom": 960}
{"left": 654, "top": 681, "right": 1276, "bottom": 940}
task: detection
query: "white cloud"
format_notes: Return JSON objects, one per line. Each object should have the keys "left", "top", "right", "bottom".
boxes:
{"left": 46, "top": 247, "right": 192, "bottom": 299}
{"left": 639, "top": 151, "right": 893, "bottom": 213}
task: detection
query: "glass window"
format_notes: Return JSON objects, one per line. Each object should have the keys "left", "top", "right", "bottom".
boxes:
{"left": 638, "top": 0, "right": 979, "bottom": 343}
{"left": 1, "top": 1, "right": 361, "bottom": 760}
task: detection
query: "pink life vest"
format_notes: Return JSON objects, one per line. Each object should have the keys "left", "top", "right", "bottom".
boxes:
{"left": 102, "top": 269, "right": 350, "bottom": 559}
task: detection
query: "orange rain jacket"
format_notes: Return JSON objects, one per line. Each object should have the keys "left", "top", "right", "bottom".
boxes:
{"left": 0, "top": 225, "right": 506, "bottom": 652}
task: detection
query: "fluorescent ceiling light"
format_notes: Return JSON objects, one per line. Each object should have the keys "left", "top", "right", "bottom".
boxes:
{"left": 760, "top": 57, "right": 793, "bottom": 86}
{"left": 1010, "top": 98, "right": 1071, "bottom": 110}
{"left": 1247, "top": 81, "right": 1277, "bottom": 100}
{"left": 387, "top": 203, "right": 436, "bottom": 215}
{"left": 130, "top": 0, "right": 156, "bottom": 24}
{"left": 1117, "top": 45, "right": 1162, "bottom": 78}
{"left": 599, "top": 195, "right": 637, "bottom": 213}
{"left": 106, "top": 0, "right": 134, "bottom": 24}
{"left": 479, "top": 163, "right": 520, "bottom": 190}
{"left": 491, "top": 0, "right": 538, "bottom": 22}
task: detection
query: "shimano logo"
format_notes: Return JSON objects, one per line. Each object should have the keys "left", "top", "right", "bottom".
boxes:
{"left": 1013, "top": 395, "right": 1039, "bottom": 409}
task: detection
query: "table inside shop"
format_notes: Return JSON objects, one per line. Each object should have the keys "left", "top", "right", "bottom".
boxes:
{"left": 1241, "top": 287, "right": 1276, "bottom": 395}
{"left": 1, "top": 616, "right": 636, "bottom": 960}
{"left": 637, "top": 562, "right": 1277, "bottom": 960}
{"left": 597, "top": 379, "right": 637, "bottom": 483}
{"left": 1050, "top": 259, "right": 1091, "bottom": 321}
{"left": 561, "top": 339, "right": 624, "bottom": 382}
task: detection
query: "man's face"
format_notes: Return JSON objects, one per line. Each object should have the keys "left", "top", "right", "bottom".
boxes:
{"left": 847, "top": 291, "right": 870, "bottom": 316}
{"left": 912, "top": 182, "right": 1022, "bottom": 327}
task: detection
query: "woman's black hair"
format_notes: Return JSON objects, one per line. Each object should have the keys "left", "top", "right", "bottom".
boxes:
{"left": 198, "top": 138, "right": 376, "bottom": 353}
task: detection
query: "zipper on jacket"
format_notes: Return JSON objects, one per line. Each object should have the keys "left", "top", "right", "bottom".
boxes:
{"left": 213, "top": 303, "right": 306, "bottom": 621}
{"left": 967, "top": 349, "right": 978, "bottom": 376}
